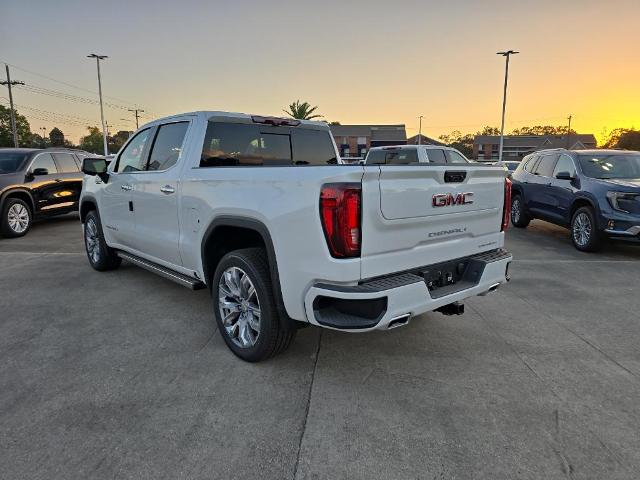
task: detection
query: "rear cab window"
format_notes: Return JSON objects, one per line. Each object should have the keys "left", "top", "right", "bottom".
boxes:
{"left": 200, "top": 121, "right": 337, "bottom": 167}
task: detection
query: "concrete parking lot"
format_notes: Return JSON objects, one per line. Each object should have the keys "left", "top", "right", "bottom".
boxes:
{"left": 1, "top": 215, "right": 640, "bottom": 480}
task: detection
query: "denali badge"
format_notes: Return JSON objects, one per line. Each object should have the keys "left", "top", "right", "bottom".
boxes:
{"left": 432, "top": 192, "right": 474, "bottom": 207}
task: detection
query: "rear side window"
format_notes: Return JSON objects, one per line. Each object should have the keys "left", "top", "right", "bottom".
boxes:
{"left": 385, "top": 150, "right": 418, "bottom": 164}
{"left": 524, "top": 155, "right": 540, "bottom": 173}
{"left": 365, "top": 150, "right": 385, "bottom": 164}
{"left": 147, "top": 122, "right": 189, "bottom": 171}
{"left": 426, "top": 149, "right": 446, "bottom": 164}
{"left": 53, "top": 153, "right": 80, "bottom": 173}
{"left": 535, "top": 154, "right": 559, "bottom": 177}
{"left": 31, "top": 153, "right": 58, "bottom": 174}
{"left": 200, "top": 122, "right": 337, "bottom": 167}
{"left": 291, "top": 129, "right": 337, "bottom": 165}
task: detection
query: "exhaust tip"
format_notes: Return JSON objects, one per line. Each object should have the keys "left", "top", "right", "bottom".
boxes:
{"left": 387, "top": 314, "right": 411, "bottom": 329}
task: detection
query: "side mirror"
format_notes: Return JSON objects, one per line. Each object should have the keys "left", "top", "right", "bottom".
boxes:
{"left": 555, "top": 171, "right": 573, "bottom": 181}
{"left": 32, "top": 167, "right": 49, "bottom": 176}
{"left": 82, "top": 157, "right": 109, "bottom": 183}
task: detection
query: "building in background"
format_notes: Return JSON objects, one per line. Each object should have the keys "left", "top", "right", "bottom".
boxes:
{"left": 329, "top": 124, "right": 406, "bottom": 160}
{"left": 406, "top": 134, "right": 445, "bottom": 146}
{"left": 473, "top": 134, "right": 597, "bottom": 161}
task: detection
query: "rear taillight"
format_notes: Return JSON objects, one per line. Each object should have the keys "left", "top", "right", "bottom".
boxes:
{"left": 320, "top": 183, "right": 361, "bottom": 258}
{"left": 501, "top": 177, "right": 512, "bottom": 231}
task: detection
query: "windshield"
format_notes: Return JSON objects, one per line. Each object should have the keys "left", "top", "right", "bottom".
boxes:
{"left": 578, "top": 153, "right": 640, "bottom": 179}
{"left": 0, "top": 151, "right": 29, "bottom": 174}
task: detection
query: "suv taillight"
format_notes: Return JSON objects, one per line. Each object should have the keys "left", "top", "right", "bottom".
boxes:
{"left": 501, "top": 177, "right": 512, "bottom": 231}
{"left": 320, "top": 183, "right": 361, "bottom": 258}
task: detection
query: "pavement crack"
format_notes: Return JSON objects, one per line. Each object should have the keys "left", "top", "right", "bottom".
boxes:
{"left": 292, "top": 329, "right": 322, "bottom": 480}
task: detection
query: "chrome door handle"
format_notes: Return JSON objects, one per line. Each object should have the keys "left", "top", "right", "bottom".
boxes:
{"left": 121, "top": 184, "right": 132, "bottom": 191}
{"left": 160, "top": 185, "right": 175, "bottom": 194}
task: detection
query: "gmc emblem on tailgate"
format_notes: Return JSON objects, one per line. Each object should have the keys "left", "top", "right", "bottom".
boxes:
{"left": 432, "top": 192, "right": 474, "bottom": 207}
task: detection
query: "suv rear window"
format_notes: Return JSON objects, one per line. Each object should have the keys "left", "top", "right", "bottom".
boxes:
{"left": 200, "top": 122, "right": 337, "bottom": 167}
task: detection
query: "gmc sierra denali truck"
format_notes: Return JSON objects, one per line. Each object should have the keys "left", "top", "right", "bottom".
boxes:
{"left": 79, "top": 111, "right": 512, "bottom": 362}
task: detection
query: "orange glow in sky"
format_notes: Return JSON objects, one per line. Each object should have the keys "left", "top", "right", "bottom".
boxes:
{"left": 3, "top": 0, "right": 639, "bottom": 145}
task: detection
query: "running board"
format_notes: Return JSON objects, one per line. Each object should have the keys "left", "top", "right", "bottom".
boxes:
{"left": 117, "top": 251, "right": 206, "bottom": 290}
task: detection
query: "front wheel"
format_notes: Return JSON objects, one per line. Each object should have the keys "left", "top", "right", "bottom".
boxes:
{"left": 1, "top": 198, "right": 32, "bottom": 238}
{"left": 84, "top": 210, "right": 121, "bottom": 271}
{"left": 571, "top": 207, "right": 602, "bottom": 252}
{"left": 510, "top": 194, "right": 530, "bottom": 228}
{"left": 212, "top": 248, "right": 296, "bottom": 362}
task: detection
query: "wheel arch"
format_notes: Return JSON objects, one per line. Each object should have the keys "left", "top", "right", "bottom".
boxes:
{"left": 0, "top": 188, "right": 36, "bottom": 215}
{"left": 79, "top": 196, "right": 98, "bottom": 223}
{"left": 570, "top": 196, "right": 598, "bottom": 221}
{"left": 201, "top": 216, "right": 291, "bottom": 320}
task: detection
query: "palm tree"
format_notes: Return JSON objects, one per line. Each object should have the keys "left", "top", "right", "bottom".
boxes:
{"left": 283, "top": 100, "right": 322, "bottom": 120}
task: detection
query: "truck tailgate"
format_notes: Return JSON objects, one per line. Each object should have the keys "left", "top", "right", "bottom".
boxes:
{"left": 360, "top": 165, "right": 508, "bottom": 279}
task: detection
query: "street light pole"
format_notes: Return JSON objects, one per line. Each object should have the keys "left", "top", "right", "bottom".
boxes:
{"left": 418, "top": 115, "right": 423, "bottom": 145}
{"left": 496, "top": 50, "right": 519, "bottom": 163}
{"left": 87, "top": 54, "right": 109, "bottom": 156}
{"left": 566, "top": 114, "right": 572, "bottom": 149}
{"left": 40, "top": 127, "right": 47, "bottom": 147}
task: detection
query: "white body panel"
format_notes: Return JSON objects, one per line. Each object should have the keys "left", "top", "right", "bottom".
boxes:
{"left": 81, "top": 111, "right": 511, "bottom": 327}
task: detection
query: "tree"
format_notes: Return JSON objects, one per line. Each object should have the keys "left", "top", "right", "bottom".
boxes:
{"left": 79, "top": 126, "right": 104, "bottom": 154}
{"left": 49, "top": 127, "right": 65, "bottom": 147}
{"left": 283, "top": 100, "right": 322, "bottom": 120}
{"left": 602, "top": 128, "right": 640, "bottom": 150}
{"left": 438, "top": 126, "right": 500, "bottom": 158}
{"left": 0, "top": 105, "right": 31, "bottom": 147}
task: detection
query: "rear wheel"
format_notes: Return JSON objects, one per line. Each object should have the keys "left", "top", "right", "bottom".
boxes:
{"left": 212, "top": 248, "right": 296, "bottom": 362}
{"left": 1, "top": 198, "right": 32, "bottom": 238}
{"left": 571, "top": 206, "right": 602, "bottom": 252}
{"left": 510, "top": 194, "right": 530, "bottom": 228}
{"left": 84, "top": 210, "right": 121, "bottom": 270}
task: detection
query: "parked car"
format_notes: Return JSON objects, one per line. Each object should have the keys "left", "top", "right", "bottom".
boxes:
{"left": 0, "top": 148, "right": 94, "bottom": 238}
{"left": 364, "top": 144, "right": 470, "bottom": 165}
{"left": 510, "top": 149, "right": 640, "bottom": 251}
{"left": 495, "top": 160, "right": 521, "bottom": 174}
{"left": 80, "top": 111, "right": 512, "bottom": 361}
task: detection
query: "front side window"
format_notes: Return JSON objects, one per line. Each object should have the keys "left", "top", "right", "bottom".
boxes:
{"left": 147, "top": 122, "right": 189, "bottom": 171}
{"left": 578, "top": 153, "right": 640, "bottom": 179}
{"left": 116, "top": 128, "right": 151, "bottom": 173}
{"left": 426, "top": 149, "right": 446, "bottom": 164}
{"left": 31, "top": 153, "right": 58, "bottom": 174}
{"left": 446, "top": 150, "right": 468, "bottom": 164}
{"left": 53, "top": 153, "right": 80, "bottom": 173}
{"left": 535, "top": 154, "right": 559, "bottom": 177}
{"left": 553, "top": 154, "right": 576, "bottom": 178}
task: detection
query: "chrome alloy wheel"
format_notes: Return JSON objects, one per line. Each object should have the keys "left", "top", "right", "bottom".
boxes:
{"left": 573, "top": 212, "right": 592, "bottom": 247}
{"left": 511, "top": 198, "right": 521, "bottom": 224}
{"left": 85, "top": 218, "right": 101, "bottom": 264}
{"left": 7, "top": 203, "right": 29, "bottom": 233}
{"left": 218, "top": 267, "right": 261, "bottom": 348}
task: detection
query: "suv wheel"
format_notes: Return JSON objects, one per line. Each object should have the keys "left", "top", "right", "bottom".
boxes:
{"left": 212, "top": 248, "right": 296, "bottom": 362}
{"left": 510, "top": 194, "right": 530, "bottom": 228}
{"left": 571, "top": 206, "right": 602, "bottom": 252}
{"left": 1, "top": 198, "right": 32, "bottom": 238}
{"left": 84, "top": 210, "right": 121, "bottom": 271}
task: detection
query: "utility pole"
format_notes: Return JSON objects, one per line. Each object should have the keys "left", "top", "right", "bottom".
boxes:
{"left": 128, "top": 108, "right": 144, "bottom": 129}
{"left": 87, "top": 54, "right": 109, "bottom": 156}
{"left": 418, "top": 115, "right": 423, "bottom": 145}
{"left": 1, "top": 64, "right": 25, "bottom": 147}
{"left": 40, "top": 127, "right": 47, "bottom": 147}
{"left": 566, "top": 115, "right": 572, "bottom": 149}
{"left": 496, "top": 50, "right": 519, "bottom": 163}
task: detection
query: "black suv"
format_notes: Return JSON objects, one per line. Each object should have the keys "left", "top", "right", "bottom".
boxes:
{"left": 510, "top": 149, "right": 640, "bottom": 251}
{"left": 0, "top": 148, "right": 92, "bottom": 238}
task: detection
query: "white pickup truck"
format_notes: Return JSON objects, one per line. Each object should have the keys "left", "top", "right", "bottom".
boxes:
{"left": 80, "top": 111, "right": 512, "bottom": 361}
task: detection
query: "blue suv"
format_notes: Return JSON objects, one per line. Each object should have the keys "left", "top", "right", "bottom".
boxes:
{"left": 510, "top": 149, "right": 640, "bottom": 251}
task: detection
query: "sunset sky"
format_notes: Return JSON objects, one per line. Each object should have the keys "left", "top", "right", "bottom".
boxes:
{"left": 2, "top": 0, "right": 639, "bottom": 145}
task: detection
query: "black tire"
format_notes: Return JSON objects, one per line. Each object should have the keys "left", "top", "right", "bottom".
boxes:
{"left": 83, "top": 210, "right": 121, "bottom": 271}
{"left": 212, "top": 247, "right": 296, "bottom": 362}
{"left": 0, "top": 198, "right": 32, "bottom": 238}
{"left": 510, "top": 194, "right": 531, "bottom": 228}
{"left": 570, "top": 206, "right": 603, "bottom": 252}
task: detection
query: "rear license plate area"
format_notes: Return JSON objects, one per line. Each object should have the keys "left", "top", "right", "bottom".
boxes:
{"left": 421, "top": 258, "right": 485, "bottom": 293}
